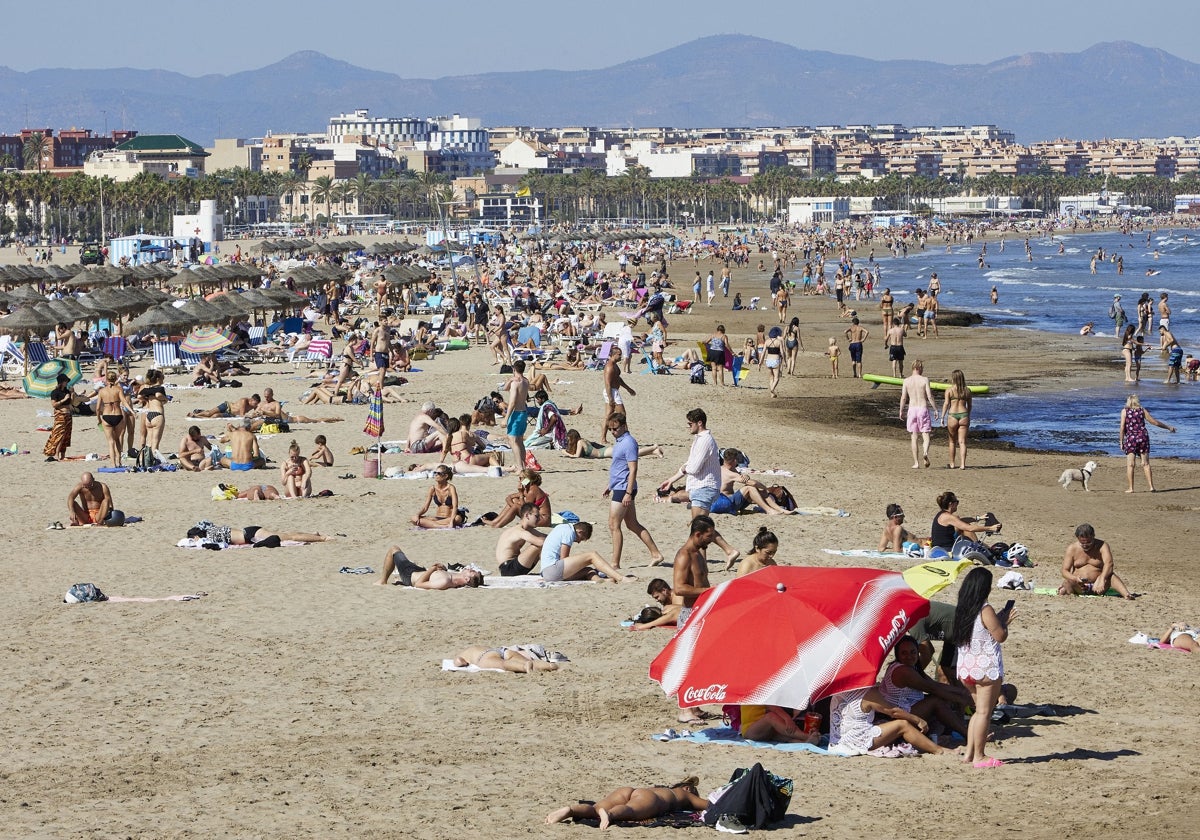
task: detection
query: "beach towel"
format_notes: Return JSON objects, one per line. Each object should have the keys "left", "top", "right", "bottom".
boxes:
{"left": 175, "top": 538, "right": 308, "bottom": 550}
{"left": 481, "top": 575, "right": 592, "bottom": 589}
{"left": 441, "top": 659, "right": 506, "bottom": 673}
{"left": 651, "top": 726, "right": 834, "bottom": 755}
{"left": 1033, "top": 586, "right": 1123, "bottom": 597}
{"left": 1128, "top": 632, "right": 1190, "bottom": 651}
{"left": 822, "top": 549, "right": 910, "bottom": 560}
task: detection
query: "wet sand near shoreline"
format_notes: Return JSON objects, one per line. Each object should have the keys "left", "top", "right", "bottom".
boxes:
{"left": 2, "top": 238, "right": 1199, "bottom": 838}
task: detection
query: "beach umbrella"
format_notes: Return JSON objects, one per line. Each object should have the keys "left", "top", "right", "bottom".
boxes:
{"left": 23, "top": 358, "right": 82, "bottom": 398}
{"left": 0, "top": 304, "right": 57, "bottom": 335}
{"left": 180, "top": 327, "right": 234, "bottom": 355}
{"left": 649, "top": 561, "right": 972, "bottom": 711}
{"left": 127, "top": 305, "right": 190, "bottom": 334}
{"left": 6, "top": 286, "right": 47, "bottom": 303}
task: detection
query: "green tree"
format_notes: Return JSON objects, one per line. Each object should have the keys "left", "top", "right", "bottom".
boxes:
{"left": 23, "top": 132, "right": 49, "bottom": 172}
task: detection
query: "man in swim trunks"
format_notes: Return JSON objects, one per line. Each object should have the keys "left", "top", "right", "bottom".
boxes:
{"left": 1058, "top": 523, "right": 1135, "bottom": 600}
{"left": 220, "top": 418, "right": 264, "bottom": 471}
{"left": 496, "top": 503, "right": 547, "bottom": 576}
{"left": 505, "top": 359, "right": 530, "bottom": 471}
{"left": 539, "top": 521, "right": 631, "bottom": 583}
{"left": 375, "top": 549, "right": 483, "bottom": 588}
{"left": 178, "top": 425, "right": 216, "bottom": 471}
{"left": 370, "top": 320, "right": 391, "bottom": 387}
{"left": 67, "top": 472, "right": 121, "bottom": 526}
{"left": 899, "top": 359, "right": 934, "bottom": 469}
{"left": 672, "top": 516, "right": 719, "bottom": 723}
{"left": 406, "top": 401, "right": 447, "bottom": 454}
{"left": 844, "top": 317, "right": 869, "bottom": 379}
{"left": 885, "top": 318, "right": 906, "bottom": 377}
{"left": 601, "top": 347, "right": 635, "bottom": 443}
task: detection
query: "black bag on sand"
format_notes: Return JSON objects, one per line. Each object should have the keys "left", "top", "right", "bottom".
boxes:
{"left": 703, "top": 762, "right": 793, "bottom": 830}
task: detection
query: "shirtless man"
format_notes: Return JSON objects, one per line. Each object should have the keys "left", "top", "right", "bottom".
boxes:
{"left": 878, "top": 503, "right": 911, "bottom": 553}
{"left": 716, "top": 448, "right": 796, "bottom": 515}
{"left": 505, "top": 359, "right": 530, "bottom": 472}
{"left": 885, "top": 318, "right": 907, "bottom": 378}
{"left": 496, "top": 503, "right": 548, "bottom": 576}
{"left": 899, "top": 359, "right": 934, "bottom": 469}
{"left": 56, "top": 323, "right": 79, "bottom": 359}
{"left": 375, "top": 550, "right": 483, "bottom": 589}
{"left": 673, "top": 517, "right": 718, "bottom": 723}
{"left": 1058, "top": 523, "right": 1135, "bottom": 600}
{"left": 369, "top": 320, "right": 391, "bottom": 386}
{"left": 178, "top": 425, "right": 216, "bottom": 471}
{"left": 188, "top": 394, "right": 261, "bottom": 419}
{"left": 600, "top": 347, "right": 635, "bottom": 443}
{"left": 844, "top": 317, "right": 869, "bottom": 379}
{"left": 67, "top": 472, "right": 122, "bottom": 526}
{"left": 406, "top": 401, "right": 447, "bottom": 454}
{"left": 221, "top": 418, "right": 264, "bottom": 471}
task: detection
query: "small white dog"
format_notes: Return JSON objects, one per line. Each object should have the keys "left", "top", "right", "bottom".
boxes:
{"left": 1058, "top": 460, "right": 1098, "bottom": 491}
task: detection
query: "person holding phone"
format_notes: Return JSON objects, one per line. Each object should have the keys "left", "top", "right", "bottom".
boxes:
{"left": 952, "top": 567, "right": 1015, "bottom": 768}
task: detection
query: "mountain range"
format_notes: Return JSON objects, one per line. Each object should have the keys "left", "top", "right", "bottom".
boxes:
{"left": 2, "top": 36, "right": 1199, "bottom": 148}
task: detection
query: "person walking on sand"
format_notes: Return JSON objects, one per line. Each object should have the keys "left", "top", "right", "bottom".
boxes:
{"left": 940, "top": 369, "right": 973, "bottom": 470}
{"left": 505, "top": 359, "right": 531, "bottom": 471}
{"left": 44, "top": 373, "right": 74, "bottom": 462}
{"left": 1119, "top": 394, "right": 1175, "bottom": 493}
{"left": 844, "top": 317, "right": 869, "bottom": 380}
{"left": 900, "top": 359, "right": 935, "bottom": 469}
{"left": 601, "top": 347, "right": 635, "bottom": 443}
{"left": 673, "top": 516, "right": 720, "bottom": 724}
{"left": 885, "top": 317, "right": 906, "bottom": 378}
{"left": 605, "top": 413, "right": 664, "bottom": 569}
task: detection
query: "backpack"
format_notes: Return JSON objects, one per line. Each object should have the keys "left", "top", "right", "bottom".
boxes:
{"left": 137, "top": 445, "right": 159, "bottom": 470}
{"left": 703, "top": 763, "right": 793, "bottom": 830}
{"left": 689, "top": 363, "right": 706, "bottom": 384}
{"left": 64, "top": 583, "right": 108, "bottom": 603}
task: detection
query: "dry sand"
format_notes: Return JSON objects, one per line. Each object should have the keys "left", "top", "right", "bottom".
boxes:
{"left": 3, "top": 250, "right": 1199, "bottom": 839}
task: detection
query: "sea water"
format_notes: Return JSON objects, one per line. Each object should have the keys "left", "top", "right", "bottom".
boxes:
{"left": 870, "top": 229, "right": 1199, "bottom": 460}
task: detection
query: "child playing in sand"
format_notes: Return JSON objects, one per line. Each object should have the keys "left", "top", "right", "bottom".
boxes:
{"left": 825, "top": 338, "right": 840, "bottom": 378}
{"left": 310, "top": 434, "right": 334, "bottom": 467}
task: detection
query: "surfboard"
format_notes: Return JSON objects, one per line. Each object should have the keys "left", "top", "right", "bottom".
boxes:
{"left": 862, "top": 373, "right": 989, "bottom": 394}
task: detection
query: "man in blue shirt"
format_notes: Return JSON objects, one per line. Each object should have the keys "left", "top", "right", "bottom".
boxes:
{"left": 540, "top": 521, "right": 631, "bottom": 583}
{"left": 605, "top": 412, "right": 664, "bottom": 569}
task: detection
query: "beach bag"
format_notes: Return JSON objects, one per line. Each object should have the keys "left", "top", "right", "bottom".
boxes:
{"left": 137, "top": 445, "right": 159, "bottom": 470}
{"left": 766, "top": 485, "right": 797, "bottom": 511}
{"left": 689, "top": 363, "right": 706, "bottom": 384}
{"left": 64, "top": 583, "right": 108, "bottom": 603}
{"left": 703, "top": 763, "right": 793, "bottom": 830}
{"left": 952, "top": 536, "right": 998, "bottom": 565}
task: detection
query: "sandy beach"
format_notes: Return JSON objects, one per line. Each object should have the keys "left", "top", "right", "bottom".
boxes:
{"left": 3, "top": 242, "right": 1199, "bottom": 839}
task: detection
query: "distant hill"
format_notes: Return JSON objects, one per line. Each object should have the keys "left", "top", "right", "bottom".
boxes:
{"left": 2, "top": 37, "right": 1198, "bottom": 146}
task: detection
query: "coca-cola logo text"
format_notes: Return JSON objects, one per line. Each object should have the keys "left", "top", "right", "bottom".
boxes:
{"left": 683, "top": 684, "right": 728, "bottom": 703}
{"left": 877, "top": 608, "right": 910, "bottom": 652}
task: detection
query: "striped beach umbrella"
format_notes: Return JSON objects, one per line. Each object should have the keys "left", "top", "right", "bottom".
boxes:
{"left": 23, "top": 358, "right": 83, "bottom": 398}
{"left": 179, "top": 327, "right": 234, "bottom": 355}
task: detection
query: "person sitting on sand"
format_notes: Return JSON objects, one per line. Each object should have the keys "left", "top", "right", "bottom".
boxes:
{"left": 738, "top": 705, "right": 822, "bottom": 744}
{"left": 545, "top": 777, "right": 710, "bottom": 829}
{"left": 540, "top": 521, "right": 633, "bottom": 583}
{"left": 280, "top": 440, "right": 313, "bottom": 498}
{"left": 407, "top": 401, "right": 448, "bottom": 454}
{"left": 736, "top": 527, "right": 780, "bottom": 576}
{"left": 451, "top": 645, "right": 561, "bottom": 673}
{"left": 375, "top": 549, "right": 483, "bottom": 588}
{"left": 877, "top": 635, "right": 970, "bottom": 742}
{"left": 188, "top": 395, "right": 261, "bottom": 419}
{"left": 828, "top": 686, "right": 954, "bottom": 756}
{"left": 441, "top": 415, "right": 505, "bottom": 470}
{"left": 310, "top": 435, "right": 334, "bottom": 467}
{"left": 185, "top": 521, "right": 332, "bottom": 546}
{"left": 879, "top": 503, "right": 913, "bottom": 553}
{"left": 178, "top": 426, "right": 217, "bottom": 472}
{"left": 1058, "top": 523, "right": 1135, "bottom": 600}
{"left": 488, "top": 468, "right": 551, "bottom": 528}
{"left": 496, "top": 503, "right": 548, "bottom": 576}
{"left": 67, "top": 472, "right": 124, "bottom": 526}
{"left": 411, "top": 466, "right": 464, "bottom": 529}
{"left": 221, "top": 418, "right": 265, "bottom": 471}
{"left": 629, "top": 578, "right": 683, "bottom": 630}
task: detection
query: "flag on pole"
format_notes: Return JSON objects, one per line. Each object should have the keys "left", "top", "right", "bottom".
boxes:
{"left": 516, "top": 186, "right": 531, "bottom": 198}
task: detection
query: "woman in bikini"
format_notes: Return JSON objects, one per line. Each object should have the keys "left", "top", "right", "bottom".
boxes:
{"left": 940, "top": 369, "right": 973, "bottom": 470}
{"left": 488, "top": 468, "right": 551, "bottom": 528}
{"left": 759, "top": 326, "right": 785, "bottom": 398}
{"left": 441, "top": 416, "right": 503, "bottom": 469}
{"left": 95, "top": 370, "right": 131, "bottom": 467}
{"left": 136, "top": 369, "right": 168, "bottom": 456}
{"left": 280, "top": 440, "right": 313, "bottom": 498}
{"left": 783, "top": 316, "right": 803, "bottom": 376}
{"left": 563, "top": 428, "right": 663, "bottom": 459}
{"left": 411, "top": 466, "right": 463, "bottom": 528}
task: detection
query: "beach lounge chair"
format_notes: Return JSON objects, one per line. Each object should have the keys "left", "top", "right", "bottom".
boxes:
{"left": 585, "top": 340, "right": 614, "bottom": 371}
{"left": 102, "top": 335, "right": 142, "bottom": 367}
{"left": 25, "top": 341, "right": 52, "bottom": 366}
{"left": 179, "top": 348, "right": 204, "bottom": 369}
{"left": 297, "top": 339, "right": 334, "bottom": 369}
{"left": 0, "top": 336, "right": 24, "bottom": 378}
{"left": 640, "top": 345, "right": 670, "bottom": 375}
{"left": 152, "top": 341, "right": 186, "bottom": 374}
{"left": 247, "top": 326, "right": 267, "bottom": 346}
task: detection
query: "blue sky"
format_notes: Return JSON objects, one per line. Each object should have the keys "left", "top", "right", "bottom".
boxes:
{"left": 10, "top": 0, "right": 1200, "bottom": 75}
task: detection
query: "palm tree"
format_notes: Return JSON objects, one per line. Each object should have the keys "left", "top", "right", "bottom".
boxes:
{"left": 310, "top": 175, "right": 335, "bottom": 225}
{"left": 276, "top": 171, "right": 305, "bottom": 222}
{"left": 23, "top": 132, "right": 49, "bottom": 173}
{"left": 351, "top": 173, "right": 374, "bottom": 215}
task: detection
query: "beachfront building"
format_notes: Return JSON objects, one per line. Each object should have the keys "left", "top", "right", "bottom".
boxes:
{"left": 1058, "top": 192, "right": 1127, "bottom": 217}
{"left": 788, "top": 196, "right": 850, "bottom": 225}
{"left": 206, "top": 138, "right": 262, "bottom": 172}
{"left": 497, "top": 138, "right": 606, "bottom": 173}
{"left": 84, "top": 134, "right": 209, "bottom": 182}
{"left": 173, "top": 199, "right": 224, "bottom": 248}
{"left": 478, "top": 193, "right": 542, "bottom": 225}
{"left": 0, "top": 128, "right": 136, "bottom": 172}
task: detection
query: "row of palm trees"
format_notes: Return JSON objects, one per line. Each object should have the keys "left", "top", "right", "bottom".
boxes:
{"left": 3, "top": 162, "right": 1199, "bottom": 242}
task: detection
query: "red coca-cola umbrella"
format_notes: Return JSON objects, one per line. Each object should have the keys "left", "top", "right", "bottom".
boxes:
{"left": 649, "top": 561, "right": 970, "bottom": 710}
